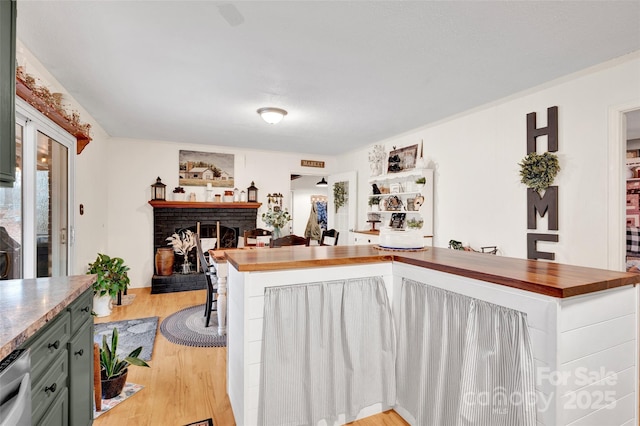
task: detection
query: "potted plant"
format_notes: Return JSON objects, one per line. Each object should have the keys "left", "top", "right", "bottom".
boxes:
{"left": 172, "top": 186, "right": 186, "bottom": 201}
{"left": 406, "top": 217, "right": 424, "bottom": 230}
{"left": 368, "top": 196, "right": 381, "bottom": 212}
{"left": 415, "top": 177, "right": 426, "bottom": 191}
{"left": 100, "top": 327, "right": 150, "bottom": 399}
{"left": 87, "top": 254, "right": 130, "bottom": 317}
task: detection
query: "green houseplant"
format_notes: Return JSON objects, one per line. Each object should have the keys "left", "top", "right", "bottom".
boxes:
{"left": 100, "top": 327, "right": 150, "bottom": 399}
{"left": 87, "top": 254, "right": 130, "bottom": 317}
{"left": 368, "top": 196, "right": 381, "bottom": 211}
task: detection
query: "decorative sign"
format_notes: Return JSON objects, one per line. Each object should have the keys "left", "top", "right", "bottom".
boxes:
{"left": 301, "top": 160, "right": 325, "bottom": 168}
{"left": 526, "top": 106, "right": 559, "bottom": 260}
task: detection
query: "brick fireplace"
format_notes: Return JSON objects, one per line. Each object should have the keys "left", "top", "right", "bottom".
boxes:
{"left": 149, "top": 200, "right": 261, "bottom": 293}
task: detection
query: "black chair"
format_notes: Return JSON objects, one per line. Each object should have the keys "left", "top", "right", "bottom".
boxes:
{"left": 270, "top": 234, "right": 310, "bottom": 248}
{"left": 195, "top": 235, "right": 217, "bottom": 328}
{"left": 320, "top": 229, "right": 340, "bottom": 246}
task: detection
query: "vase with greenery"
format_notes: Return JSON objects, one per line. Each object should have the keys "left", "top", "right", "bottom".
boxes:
{"left": 88, "top": 254, "right": 130, "bottom": 317}
{"left": 262, "top": 208, "right": 292, "bottom": 239}
{"left": 100, "top": 327, "right": 150, "bottom": 399}
{"left": 166, "top": 229, "right": 196, "bottom": 274}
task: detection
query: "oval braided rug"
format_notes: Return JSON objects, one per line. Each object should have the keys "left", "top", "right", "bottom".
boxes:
{"left": 160, "top": 304, "right": 226, "bottom": 347}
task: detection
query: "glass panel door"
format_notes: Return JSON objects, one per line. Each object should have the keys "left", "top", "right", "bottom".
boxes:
{"left": 36, "top": 131, "right": 68, "bottom": 277}
{"left": 0, "top": 122, "right": 23, "bottom": 279}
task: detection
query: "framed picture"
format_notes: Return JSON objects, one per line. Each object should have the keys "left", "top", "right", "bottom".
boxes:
{"left": 385, "top": 195, "right": 403, "bottom": 211}
{"left": 389, "top": 183, "right": 402, "bottom": 194}
{"left": 389, "top": 213, "right": 406, "bottom": 229}
{"left": 387, "top": 144, "right": 418, "bottom": 173}
{"left": 179, "top": 150, "right": 235, "bottom": 187}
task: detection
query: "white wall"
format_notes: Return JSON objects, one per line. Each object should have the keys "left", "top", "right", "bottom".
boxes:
{"left": 106, "top": 139, "right": 334, "bottom": 287}
{"left": 337, "top": 53, "right": 640, "bottom": 269}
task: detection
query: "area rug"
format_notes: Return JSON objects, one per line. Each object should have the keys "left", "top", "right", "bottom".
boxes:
{"left": 94, "top": 317, "right": 158, "bottom": 361}
{"left": 94, "top": 382, "right": 144, "bottom": 418}
{"left": 160, "top": 305, "right": 226, "bottom": 347}
{"left": 184, "top": 419, "right": 213, "bottom": 426}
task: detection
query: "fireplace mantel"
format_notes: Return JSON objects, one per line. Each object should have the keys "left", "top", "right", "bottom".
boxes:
{"left": 148, "top": 200, "right": 262, "bottom": 209}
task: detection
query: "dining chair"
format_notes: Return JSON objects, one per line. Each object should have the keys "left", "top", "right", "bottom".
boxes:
{"left": 195, "top": 234, "right": 218, "bottom": 327}
{"left": 270, "top": 234, "right": 310, "bottom": 248}
{"left": 320, "top": 229, "right": 340, "bottom": 246}
{"left": 244, "top": 228, "right": 272, "bottom": 247}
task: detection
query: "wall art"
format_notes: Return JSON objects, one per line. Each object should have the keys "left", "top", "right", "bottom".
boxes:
{"left": 179, "top": 150, "right": 234, "bottom": 187}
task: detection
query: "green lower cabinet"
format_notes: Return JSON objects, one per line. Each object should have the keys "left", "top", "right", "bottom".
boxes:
{"left": 68, "top": 319, "right": 94, "bottom": 426}
{"left": 36, "top": 387, "right": 69, "bottom": 426}
{"left": 22, "top": 288, "right": 94, "bottom": 425}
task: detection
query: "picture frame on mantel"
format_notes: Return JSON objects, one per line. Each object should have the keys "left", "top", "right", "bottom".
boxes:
{"left": 387, "top": 144, "right": 418, "bottom": 173}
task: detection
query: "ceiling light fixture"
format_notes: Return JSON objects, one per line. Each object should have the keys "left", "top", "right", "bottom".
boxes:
{"left": 257, "top": 107, "right": 287, "bottom": 124}
{"left": 316, "top": 177, "right": 328, "bottom": 187}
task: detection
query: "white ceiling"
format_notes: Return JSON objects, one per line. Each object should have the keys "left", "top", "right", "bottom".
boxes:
{"left": 16, "top": 1, "right": 640, "bottom": 155}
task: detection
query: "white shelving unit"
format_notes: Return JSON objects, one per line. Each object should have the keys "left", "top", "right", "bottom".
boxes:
{"left": 352, "top": 168, "right": 434, "bottom": 245}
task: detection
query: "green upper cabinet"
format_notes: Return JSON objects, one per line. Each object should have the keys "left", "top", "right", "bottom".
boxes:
{"left": 0, "top": 0, "right": 16, "bottom": 187}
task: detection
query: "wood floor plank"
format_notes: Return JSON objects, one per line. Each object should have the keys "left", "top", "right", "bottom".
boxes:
{"left": 93, "top": 288, "right": 407, "bottom": 426}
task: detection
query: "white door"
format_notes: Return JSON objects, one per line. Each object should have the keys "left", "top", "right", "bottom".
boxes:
{"left": 327, "top": 171, "right": 357, "bottom": 245}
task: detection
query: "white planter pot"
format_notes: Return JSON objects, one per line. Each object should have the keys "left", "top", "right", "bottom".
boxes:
{"left": 93, "top": 294, "right": 113, "bottom": 317}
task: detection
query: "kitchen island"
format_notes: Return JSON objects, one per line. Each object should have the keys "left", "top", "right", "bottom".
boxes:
{"left": 224, "top": 246, "right": 639, "bottom": 426}
{"left": 0, "top": 275, "right": 95, "bottom": 425}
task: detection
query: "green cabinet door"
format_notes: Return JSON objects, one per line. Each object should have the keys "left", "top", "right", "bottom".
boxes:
{"left": 0, "top": 0, "right": 16, "bottom": 187}
{"left": 68, "top": 319, "right": 94, "bottom": 426}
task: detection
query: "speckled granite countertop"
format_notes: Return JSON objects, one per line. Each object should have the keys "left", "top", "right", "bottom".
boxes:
{"left": 0, "top": 275, "right": 95, "bottom": 359}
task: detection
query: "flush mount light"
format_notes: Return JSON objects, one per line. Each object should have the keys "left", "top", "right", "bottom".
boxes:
{"left": 316, "top": 177, "right": 328, "bottom": 187}
{"left": 257, "top": 107, "right": 288, "bottom": 124}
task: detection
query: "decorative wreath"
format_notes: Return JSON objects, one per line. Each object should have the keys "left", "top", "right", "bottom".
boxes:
{"left": 333, "top": 182, "right": 347, "bottom": 213}
{"left": 518, "top": 152, "right": 560, "bottom": 192}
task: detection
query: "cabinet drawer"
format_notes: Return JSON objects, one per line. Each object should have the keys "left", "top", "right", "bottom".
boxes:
{"left": 35, "top": 386, "right": 68, "bottom": 426}
{"left": 68, "top": 289, "right": 93, "bottom": 335}
{"left": 32, "top": 351, "right": 68, "bottom": 425}
{"left": 26, "top": 310, "right": 70, "bottom": 380}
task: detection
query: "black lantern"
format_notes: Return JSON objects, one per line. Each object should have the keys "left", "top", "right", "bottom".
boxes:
{"left": 151, "top": 177, "right": 166, "bottom": 201}
{"left": 247, "top": 181, "right": 258, "bottom": 203}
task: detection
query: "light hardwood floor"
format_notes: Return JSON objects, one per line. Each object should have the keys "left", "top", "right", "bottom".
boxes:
{"left": 94, "top": 288, "right": 408, "bottom": 426}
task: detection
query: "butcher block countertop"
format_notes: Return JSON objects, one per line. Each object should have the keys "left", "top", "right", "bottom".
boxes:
{"left": 0, "top": 275, "right": 95, "bottom": 359}
{"left": 224, "top": 245, "right": 640, "bottom": 299}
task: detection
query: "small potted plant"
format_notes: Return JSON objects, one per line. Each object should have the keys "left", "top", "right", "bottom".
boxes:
{"left": 415, "top": 177, "right": 426, "bottom": 191}
{"left": 87, "top": 254, "right": 130, "bottom": 317}
{"left": 406, "top": 217, "right": 424, "bottom": 230}
{"left": 173, "top": 186, "right": 186, "bottom": 201}
{"left": 368, "top": 196, "right": 381, "bottom": 212}
{"left": 100, "top": 327, "right": 150, "bottom": 399}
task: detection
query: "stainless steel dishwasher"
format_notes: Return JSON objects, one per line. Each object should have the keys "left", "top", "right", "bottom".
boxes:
{"left": 0, "top": 349, "right": 31, "bottom": 425}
